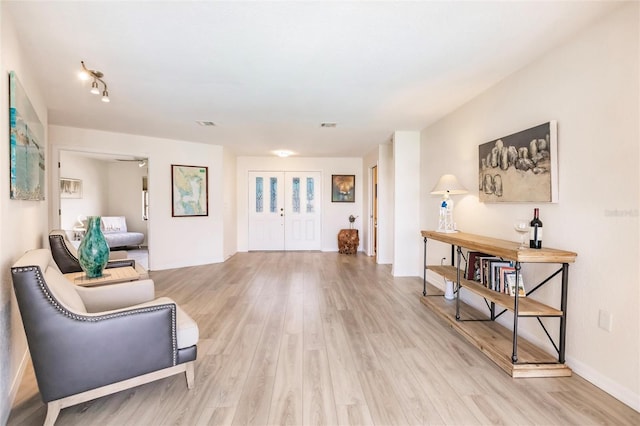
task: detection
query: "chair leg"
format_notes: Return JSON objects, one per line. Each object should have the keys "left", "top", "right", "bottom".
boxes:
{"left": 44, "top": 401, "right": 61, "bottom": 426}
{"left": 185, "top": 362, "right": 195, "bottom": 389}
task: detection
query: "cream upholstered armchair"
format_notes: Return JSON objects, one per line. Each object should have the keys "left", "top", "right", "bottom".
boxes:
{"left": 48, "top": 229, "right": 148, "bottom": 278}
{"left": 11, "top": 249, "right": 198, "bottom": 425}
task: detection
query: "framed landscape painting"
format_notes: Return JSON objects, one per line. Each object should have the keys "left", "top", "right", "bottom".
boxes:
{"left": 332, "top": 174, "right": 355, "bottom": 202}
{"left": 479, "top": 121, "right": 558, "bottom": 203}
{"left": 171, "top": 164, "right": 208, "bottom": 217}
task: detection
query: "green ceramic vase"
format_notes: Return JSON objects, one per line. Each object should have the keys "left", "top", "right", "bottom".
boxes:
{"left": 77, "top": 216, "right": 110, "bottom": 278}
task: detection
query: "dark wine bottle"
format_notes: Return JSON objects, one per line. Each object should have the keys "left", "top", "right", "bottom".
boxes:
{"left": 529, "top": 208, "right": 543, "bottom": 249}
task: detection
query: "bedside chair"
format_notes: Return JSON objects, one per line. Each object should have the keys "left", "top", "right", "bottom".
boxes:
{"left": 11, "top": 249, "right": 198, "bottom": 425}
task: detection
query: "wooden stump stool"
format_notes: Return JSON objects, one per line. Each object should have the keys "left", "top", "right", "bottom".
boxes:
{"left": 338, "top": 229, "right": 359, "bottom": 254}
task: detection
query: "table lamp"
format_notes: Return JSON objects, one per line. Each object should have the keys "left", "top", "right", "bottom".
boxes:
{"left": 430, "top": 174, "right": 467, "bottom": 233}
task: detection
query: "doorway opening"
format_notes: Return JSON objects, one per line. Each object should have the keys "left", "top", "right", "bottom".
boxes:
{"left": 58, "top": 150, "right": 150, "bottom": 268}
{"left": 369, "top": 165, "right": 378, "bottom": 258}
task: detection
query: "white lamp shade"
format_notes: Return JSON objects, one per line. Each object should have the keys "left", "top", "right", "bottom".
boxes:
{"left": 430, "top": 174, "right": 467, "bottom": 195}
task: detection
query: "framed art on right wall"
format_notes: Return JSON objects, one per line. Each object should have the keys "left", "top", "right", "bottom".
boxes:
{"left": 479, "top": 121, "right": 558, "bottom": 203}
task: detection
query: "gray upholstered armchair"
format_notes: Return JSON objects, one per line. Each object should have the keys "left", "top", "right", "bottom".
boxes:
{"left": 48, "top": 229, "right": 148, "bottom": 278}
{"left": 11, "top": 249, "right": 198, "bottom": 425}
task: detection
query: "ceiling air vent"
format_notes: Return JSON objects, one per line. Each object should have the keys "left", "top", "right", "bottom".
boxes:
{"left": 320, "top": 122, "right": 337, "bottom": 128}
{"left": 196, "top": 121, "right": 216, "bottom": 126}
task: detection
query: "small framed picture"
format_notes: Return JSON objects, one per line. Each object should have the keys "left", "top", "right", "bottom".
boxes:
{"left": 60, "top": 178, "right": 82, "bottom": 199}
{"left": 332, "top": 174, "right": 355, "bottom": 202}
{"left": 171, "top": 164, "right": 208, "bottom": 217}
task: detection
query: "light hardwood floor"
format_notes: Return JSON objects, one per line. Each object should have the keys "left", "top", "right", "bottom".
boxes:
{"left": 9, "top": 252, "right": 640, "bottom": 425}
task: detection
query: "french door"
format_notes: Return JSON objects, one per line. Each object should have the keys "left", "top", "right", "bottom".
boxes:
{"left": 248, "top": 171, "right": 321, "bottom": 251}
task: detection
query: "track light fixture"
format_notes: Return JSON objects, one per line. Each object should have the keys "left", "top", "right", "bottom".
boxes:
{"left": 79, "top": 61, "right": 110, "bottom": 102}
{"left": 90, "top": 80, "right": 99, "bottom": 95}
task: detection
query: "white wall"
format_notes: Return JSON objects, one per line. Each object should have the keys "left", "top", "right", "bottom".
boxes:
{"left": 392, "top": 131, "right": 421, "bottom": 276}
{"left": 49, "top": 126, "right": 227, "bottom": 270}
{"left": 420, "top": 4, "right": 639, "bottom": 410}
{"left": 236, "top": 156, "right": 363, "bottom": 252}
{"left": 0, "top": 6, "right": 49, "bottom": 423}
{"left": 107, "top": 161, "right": 148, "bottom": 244}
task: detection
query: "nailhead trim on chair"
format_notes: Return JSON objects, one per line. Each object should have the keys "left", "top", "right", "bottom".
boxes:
{"left": 51, "top": 234, "right": 78, "bottom": 261}
{"left": 12, "top": 265, "right": 178, "bottom": 365}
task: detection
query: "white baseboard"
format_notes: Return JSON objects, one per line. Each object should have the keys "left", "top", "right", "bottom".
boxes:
{"left": 566, "top": 355, "right": 640, "bottom": 412}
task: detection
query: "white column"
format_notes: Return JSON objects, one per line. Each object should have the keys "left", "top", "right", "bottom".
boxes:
{"left": 392, "top": 131, "right": 421, "bottom": 277}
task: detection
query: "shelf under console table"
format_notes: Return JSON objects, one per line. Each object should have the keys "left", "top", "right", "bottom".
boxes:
{"left": 420, "top": 230, "right": 577, "bottom": 378}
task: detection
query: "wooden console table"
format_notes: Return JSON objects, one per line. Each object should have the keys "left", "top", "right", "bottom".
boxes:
{"left": 64, "top": 266, "right": 140, "bottom": 287}
{"left": 421, "top": 230, "right": 577, "bottom": 378}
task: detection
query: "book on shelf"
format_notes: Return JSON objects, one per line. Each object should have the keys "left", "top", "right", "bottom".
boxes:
{"left": 466, "top": 251, "right": 490, "bottom": 281}
{"left": 504, "top": 271, "right": 526, "bottom": 297}
{"left": 479, "top": 256, "right": 501, "bottom": 288}
{"left": 466, "top": 253, "right": 524, "bottom": 295}
{"left": 499, "top": 266, "right": 515, "bottom": 294}
{"left": 490, "top": 261, "right": 512, "bottom": 292}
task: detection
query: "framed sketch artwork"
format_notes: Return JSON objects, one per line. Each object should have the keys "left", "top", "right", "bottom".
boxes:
{"left": 479, "top": 121, "right": 558, "bottom": 203}
{"left": 332, "top": 174, "right": 355, "bottom": 202}
{"left": 60, "top": 178, "right": 82, "bottom": 199}
{"left": 171, "top": 164, "right": 208, "bottom": 217}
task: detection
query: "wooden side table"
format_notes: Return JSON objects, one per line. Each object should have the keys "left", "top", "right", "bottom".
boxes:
{"left": 338, "top": 229, "right": 359, "bottom": 255}
{"left": 64, "top": 266, "right": 140, "bottom": 287}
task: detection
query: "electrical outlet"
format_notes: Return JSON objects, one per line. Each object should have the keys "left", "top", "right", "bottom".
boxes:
{"left": 598, "top": 309, "right": 612, "bottom": 332}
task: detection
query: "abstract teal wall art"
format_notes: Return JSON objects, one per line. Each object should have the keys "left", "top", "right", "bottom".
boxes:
{"left": 9, "top": 71, "right": 45, "bottom": 200}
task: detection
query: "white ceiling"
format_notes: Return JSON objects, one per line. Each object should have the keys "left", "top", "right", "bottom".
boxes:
{"left": 5, "top": 1, "right": 619, "bottom": 158}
